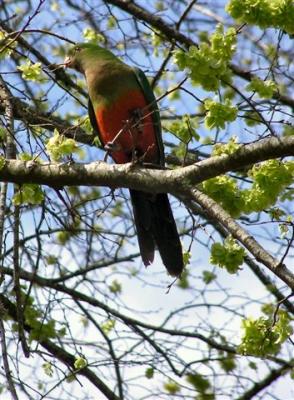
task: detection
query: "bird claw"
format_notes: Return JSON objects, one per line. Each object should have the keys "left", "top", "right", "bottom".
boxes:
{"left": 104, "top": 142, "right": 121, "bottom": 152}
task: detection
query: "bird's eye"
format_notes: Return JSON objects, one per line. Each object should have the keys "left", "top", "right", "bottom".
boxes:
{"left": 75, "top": 47, "right": 81, "bottom": 53}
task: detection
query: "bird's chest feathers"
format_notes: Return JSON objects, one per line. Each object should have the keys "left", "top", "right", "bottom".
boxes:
{"left": 95, "top": 90, "right": 158, "bottom": 163}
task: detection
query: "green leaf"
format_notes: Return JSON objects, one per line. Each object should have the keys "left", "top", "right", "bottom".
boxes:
{"left": 177, "top": 268, "right": 190, "bottom": 289}
{"left": 183, "top": 250, "right": 191, "bottom": 267}
{"left": 174, "top": 24, "right": 236, "bottom": 91}
{"left": 243, "top": 111, "right": 263, "bottom": 127}
{"left": 203, "top": 175, "right": 244, "bottom": 217}
{"left": 45, "top": 255, "right": 58, "bottom": 265}
{"left": 107, "top": 16, "right": 117, "bottom": 29}
{"left": 186, "top": 373, "right": 211, "bottom": 392}
{"left": 17, "top": 60, "right": 44, "bottom": 82}
{"left": 109, "top": 279, "right": 122, "bottom": 294}
{"left": 74, "top": 356, "right": 87, "bottom": 370}
{"left": 80, "top": 316, "right": 89, "bottom": 328}
{"left": 110, "top": 201, "right": 123, "bottom": 217}
{"left": 164, "top": 380, "right": 180, "bottom": 395}
{"left": 283, "top": 125, "right": 294, "bottom": 137}
{"left": 83, "top": 28, "right": 105, "bottom": 44}
{"left": 80, "top": 115, "right": 93, "bottom": 134}
{"left": 145, "top": 367, "right": 154, "bottom": 379}
{"left": 243, "top": 160, "right": 294, "bottom": 213}
{"left": 0, "top": 31, "right": 16, "bottom": 59}
{"left": 219, "top": 354, "right": 236, "bottom": 372}
{"left": 212, "top": 137, "right": 240, "bottom": 156}
{"left": 238, "top": 306, "right": 293, "bottom": 356}
{"left": 13, "top": 184, "right": 44, "bottom": 205}
{"left": 43, "top": 362, "right": 54, "bottom": 377}
{"left": 248, "top": 361, "right": 257, "bottom": 370}
{"left": 204, "top": 98, "right": 238, "bottom": 130}
{"left": 167, "top": 115, "right": 199, "bottom": 143}
{"left": 57, "top": 231, "right": 71, "bottom": 245}
{"left": 226, "top": 0, "right": 294, "bottom": 35}
{"left": 46, "top": 129, "right": 84, "bottom": 161}
{"left": 246, "top": 77, "right": 277, "bottom": 99}
{"left": 268, "top": 207, "right": 285, "bottom": 220}
{"left": 101, "top": 319, "right": 115, "bottom": 335}
{"left": 210, "top": 236, "right": 245, "bottom": 274}
{"left": 202, "top": 270, "right": 216, "bottom": 284}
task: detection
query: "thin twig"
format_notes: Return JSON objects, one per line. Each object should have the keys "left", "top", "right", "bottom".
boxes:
{"left": 0, "top": 76, "right": 30, "bottom": 357}
{"left": 0, "top": 0, "right": 46, "bottom": 55}
{"left": 0, "top": 306, "right": 19, "bottom": 400}
{"left": 0, "top": 182, "right": 7, "bottom": 284}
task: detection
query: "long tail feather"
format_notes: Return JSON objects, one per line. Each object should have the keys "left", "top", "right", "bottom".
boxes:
{"left": 130, "top": 189, "right": 183, "bottom": 276}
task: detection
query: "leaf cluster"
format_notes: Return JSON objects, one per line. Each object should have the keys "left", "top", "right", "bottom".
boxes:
{"left": 246, "top": 77, "right": 277, "bottom": 99}
{"left": 227, "top": 0, "right": 294, "bottom": 35}
{"left": 204, "top": 98, "right": 238, "bottom": 130}
{"left": 12, "top": 292, "right": 62, "bottom": 342}
{"left": 17, "top": 60, "right": 44, "bottom": 82}
{"left": 203, "top": 160, "right": 294, "bottom": 217}
{"left": 186, "top": 372, "right": 214, "bottom": 399}
{"left": 239, "top": 305, "right": 293, "bottom": 356}
{"left": 210, "top": 236, "right": 245, "bottom": 274}
{"left": 13, "top": 184, "right": 44, "bottom": 205}
{"left": 174, "top": 24, "right": 236, "bottom": 91}
{"left": 46, "top": 129, "right": 84, "bottom": 161}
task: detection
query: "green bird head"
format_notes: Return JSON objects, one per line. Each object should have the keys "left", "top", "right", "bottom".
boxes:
{"left": 64, "top": 43, "right": 120, "bottom": 73}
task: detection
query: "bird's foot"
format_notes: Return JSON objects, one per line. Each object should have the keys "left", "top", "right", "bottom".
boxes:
{"left": 129, "top": 108, "right": 144, "bottom": 134}
{"left": 104, "top": 142, "right": 121, "bottom": 152}
{"left": 137, "top": 144, "right": 155, "bottom": 164}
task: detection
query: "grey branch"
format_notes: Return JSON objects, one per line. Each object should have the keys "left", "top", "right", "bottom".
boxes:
{"left": 0, "top": 136, "right": 293, "bottom": 190}
{"left": 0, "top": 136, "right": 293, "bottom": 288}
{"left": 182, "top": 188, "right": 294, "bottom": 289}
{"left": 0, "top": 311, "right": 19, "bottom": 400}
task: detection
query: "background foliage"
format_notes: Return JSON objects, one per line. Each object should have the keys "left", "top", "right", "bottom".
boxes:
{"left": 0, "top": 0, "right": 293, "bottom": 399}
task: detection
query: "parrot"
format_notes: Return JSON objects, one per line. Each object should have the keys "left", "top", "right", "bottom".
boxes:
{"left": 64, "top": 43, "right": 183, "bottom": 276}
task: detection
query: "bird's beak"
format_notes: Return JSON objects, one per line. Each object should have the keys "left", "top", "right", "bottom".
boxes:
{"left": 63, "top": 56, "right": 72, "bottom": 68}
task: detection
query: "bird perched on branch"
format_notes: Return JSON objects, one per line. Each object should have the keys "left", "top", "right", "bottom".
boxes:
{"left": 64, "top": 43, "right": 183, "bottom": 276}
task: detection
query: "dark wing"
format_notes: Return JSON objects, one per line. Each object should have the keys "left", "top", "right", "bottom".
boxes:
{"left": 88, "top": 98, "right": 102, "bottom": 145}
{"left": 133, "top": 68, "right": 165, "bottom": 166}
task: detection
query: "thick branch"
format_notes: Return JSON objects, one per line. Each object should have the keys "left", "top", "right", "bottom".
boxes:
{"left": 0, "top": 136, "right": 293, "bottom": 287}
{"left": 183, "top": 195, "right": 294, "bottom": 314}
{"left": 183, "top": 188, "right": 294, "bottom": 289}
{"left": 0, "top": 136, "right": 293, "bottom": 190}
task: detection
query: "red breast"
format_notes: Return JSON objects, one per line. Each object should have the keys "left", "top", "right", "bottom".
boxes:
{"left": 95, "top": 89, "right": 159, "bottom": 164}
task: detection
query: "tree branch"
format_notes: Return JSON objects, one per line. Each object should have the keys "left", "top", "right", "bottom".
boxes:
{"left": 105, "top": 0, "right": 294, "bottom": 109}
{"left": 183, "top": 196, "right": 294, "bottom": 314}
{"left": 236, "top": 364, "right": 291, "bottom": 400}
{"left": 0, "top": 137, "right": 293, "bottom": 286}
{"left": 0, "top": 136, "right": 293, "bottom": 190}
{"left": 0, "top": 295, "right": 120, "bottom": 400}
{"left": 181, "top": 188, "right": 294, "bottom": 289}
{"left": 0, "top": 94, "right": 91, "bottom": 144}
{"left": 0, "top": 75, "right": 29, "bottom": 357}
{"left": 0, "top": 307, "right": 19, "bottom": 400}
{"left": 0, "top": 266, "right": 237, "bottom": 354}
